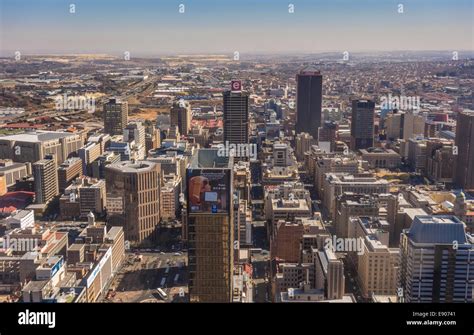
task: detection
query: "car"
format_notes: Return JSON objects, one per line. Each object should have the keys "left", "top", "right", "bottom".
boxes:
{"left": 173, "top": 252, "right": 181, "bottom": 256}
{"left": 79, "top": 223, "right": 87, "bottom": 228}
{"left": 160, "top": 252, "right": 165, "bottom": 255}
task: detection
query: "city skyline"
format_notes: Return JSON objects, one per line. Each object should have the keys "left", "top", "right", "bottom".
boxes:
{"left": 1, "top": 0, "right": 473, "bottom": 56}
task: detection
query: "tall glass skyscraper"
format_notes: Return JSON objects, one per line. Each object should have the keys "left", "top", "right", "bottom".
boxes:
{"left": 398, "top": 215, "right": 474, "bottom": 303}
{"left": 296, "top": 68, "right": 322, "bottom": 140}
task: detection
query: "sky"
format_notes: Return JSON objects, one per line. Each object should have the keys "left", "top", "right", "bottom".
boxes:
{"left": 0, "top": 0, "right": 473, "bottom": 56}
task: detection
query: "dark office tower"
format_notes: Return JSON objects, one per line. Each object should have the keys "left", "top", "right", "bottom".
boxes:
{"left": 104, "top": 98, "right": 128, "bottom": 136}
{"left": 454, "top": 110, "right": 474, "bottom": 191}
{"left": 223, "top": 81, "right": 249, "bottom": 147}
{"left": 187, "top": 149, "right": 234, "bottom": 302}
{"left": 170, "top": 100, "right": 192, "bottom": 136}
{"left": 105, "top": 161, "right": 160, "bottom": 245}
{"left": 350, "top": 99, "right": 375, "bottom": 150}
{"left": 296, "top": 68, "right": 322, "bottom": 139}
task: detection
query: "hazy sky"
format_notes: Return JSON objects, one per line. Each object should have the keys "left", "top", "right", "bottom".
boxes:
{"left": 1, "top": 0, "right": 473, "bottom": 56}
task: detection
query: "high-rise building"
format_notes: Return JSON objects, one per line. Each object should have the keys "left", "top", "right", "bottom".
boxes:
{"left": 58, "top": 157, "right": 83, "bottom": 192}
{"left": 123, "top": 122, "right": 146, "bottom": 159}
{"left": 454, "top": 110, "right": 474, "bottom": 191}
{"left": 318, "top": 120, "right": 338, "bottom": 152}
{"left": 352, "top": 216, "right": 399, "bottom": 298}
{"left": 78, "top": 178, "right": 107, "bottom": 218}
{"left": 350, "top": 99, "right": 375, "bottom": 150}
{"left": 105, "top": 161, "right": 160, "bottom": 244}
{"left": 145, "top": 125, "right": 161, "bottom": 153}
{"left": 124, "top": 122, "right": 146, "bottom": 148}
{"left": 295, "top": 132, "right": 314, "bottom": 161}
{"left": 425, "top": 138, "right": 455, "bottom": 184}
{"left": 398, "top": 215, "right": 474, "bottom": 303}
{"left": 170, "top": 100, "right": 192, "bottom": 136}
{"left": 103, "top": 98, "right": 128, "bottom": 136}
{"left": 223, "top": 81, "right": 249, "bottom": 149}
{"left": 33, "top": 155, "right": 59, "bottom": 204}
{"left": 314, "top": 247, "right": 345, "bottom": 300}
{"left": 296, "top": 68, "right": 322, "bottom": 139}
{"left": 186, "top": 148, "right": 234, "bottom": 302}
{"left": 78, "top": 141, "right": 102, "bottom": 175}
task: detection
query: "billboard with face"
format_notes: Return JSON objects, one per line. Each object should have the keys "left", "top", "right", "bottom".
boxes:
{"left": 187, "top": 169, "right": 230, "bottom": 214}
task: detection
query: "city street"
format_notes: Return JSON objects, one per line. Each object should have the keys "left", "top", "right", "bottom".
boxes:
{"left": 105, "top": 251, "right": 188, "bottom": 303}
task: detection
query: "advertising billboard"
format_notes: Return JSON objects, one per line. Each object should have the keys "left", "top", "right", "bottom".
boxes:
{"left": 187, "top": 169, "right": 230, "bottom": 214}
{"left": 231, "top": 80, "right": 242, "bottom": 92}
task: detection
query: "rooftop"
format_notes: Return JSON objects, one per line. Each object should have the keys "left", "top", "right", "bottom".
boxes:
{"left": 0, "top": 130, "right": 77, "bottom": 143}
{"left": 408, "top": 215, "right": 468, "bottom": 244}
{"left": 189, "top": 148, "right": 232, "bottom": 169}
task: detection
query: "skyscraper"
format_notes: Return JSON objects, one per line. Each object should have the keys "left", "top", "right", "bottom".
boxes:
{"left": 350, "top": 99, "right": 375, "bottom": 150}
{"left": 105, "top": 160, "right": 160, "bottom": 244}
{"left": 398, "top": 215, "right": 474, "bottom": 303}
{"left": 33, "top": 155, "right": 59, "bottom": 204}
{"left": 296, "top": 68, "right": 322, "bottom": 139}
{"left": 58, "top": 157, "right": 83, "bottom": 192}
{"left": 186, "top": 148, "right": 234, "bottom": 302}
{"left": 123, "top": 121, "right": 146, "bottom": 159}
{"left": 104, "top": 98, "right": 128, "bottom": 136}
{"left": 170, "top": 100, "right": 192, "bottom": 136}
{"left": 454, "top": 110, "right": 474, "bottom": 191}
{"left": 223, "top": 81, "right": 249, "bottom": 149}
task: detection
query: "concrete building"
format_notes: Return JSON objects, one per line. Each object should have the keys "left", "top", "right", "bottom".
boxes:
{"left": 275, "top": 263, "right": 315, "bottom": 298}
{"left": 33, "top": 155, "right": 59, "bottom": 204}
{"left": 145, "top": 126, "right": 161, "bottom": 153}
{"left": 0, "top": 159, "right": 30, "bottom": 188}
{"left": 352, "top": 217, "right": 399, "bottom": 298}
{"left": 314, "top": 247, "right": 345, "bottom": 300}
{"left": 106, "top": 161, "right": 161, "bottom": 245}
{"left": 90, "top": 151, "right": 121, "bottom": 180}
{"left": 123, "top": 122, "right": 146, "bottom": 160}
{"left": 407, "top": 137, "right": 427, "bottom": 173}
{"left": 385, "top": 111, "right": 425, "bottom": 141}
{"left": 160, "top": 175, "right": 181, "bottom": 220}
{"left": 170, "top": 100, "right": 192, "bottom": 136}
{"left": 323, "top": 173, "right": 389, "bottom": 219}
{"left": 425, "top": 138, "right": 455, "bottom": 184}
{"left": 78, "top": 141, "right": 102, "bottom": 175}
{"left": 334, "top": 193, "right": 379, "bottom": 238}
{"left": 0, "top": 131, "right": 83, "bottom": 165}
{"left": 360, "top": 148, "right": 401, "bottom": 169}
{"left": 78, "top": 178, "right": 106, "bottom": 218}
{"left": 58, "top": 157, "right": 82, "bottom": 192}
{"left": 295, "top": 132, "right": 314, "bottom": 161}
{"left": 314, "top": 156, "right": 360, "bottom": 196}
{"left": 318, "top": 120, "right": 338, "bottom": 152}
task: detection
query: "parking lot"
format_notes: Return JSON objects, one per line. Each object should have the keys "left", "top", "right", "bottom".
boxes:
{"left": 104, "top": 251, "right": 188, "bottom": 303}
